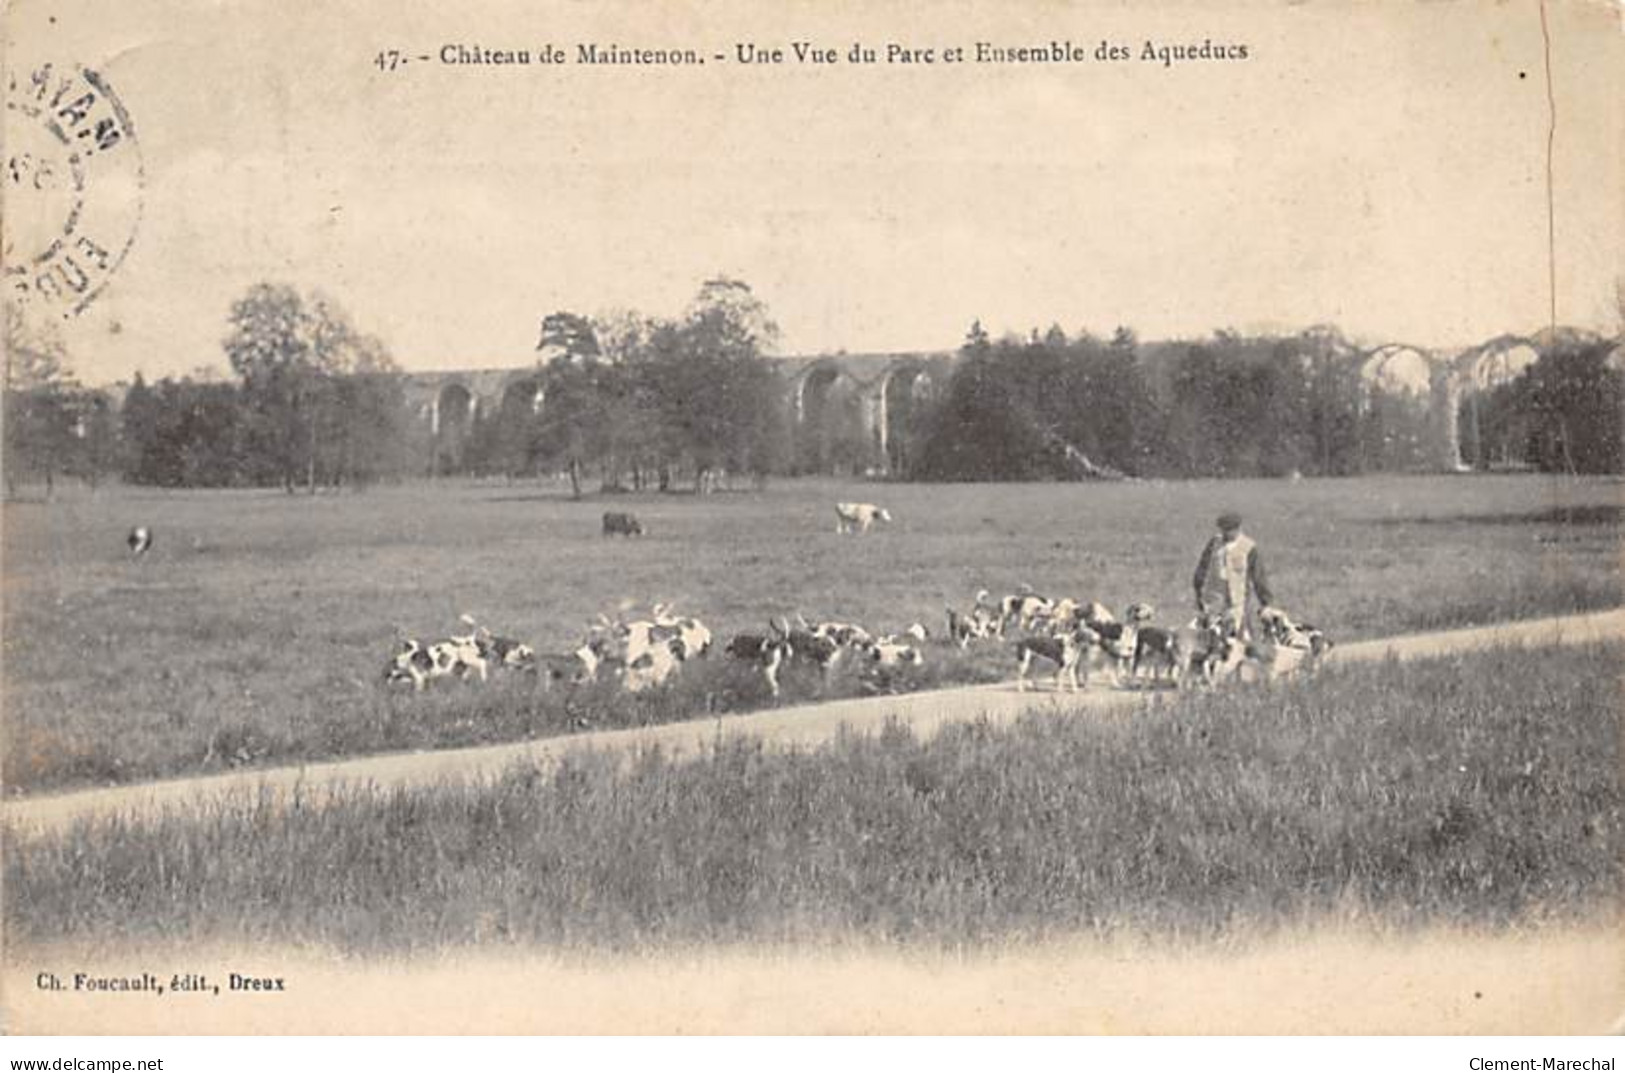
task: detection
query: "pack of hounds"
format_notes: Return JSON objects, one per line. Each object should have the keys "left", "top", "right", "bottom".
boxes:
{"left": 947, "top": 587, "right": 1333, "bottom": 693}
{"left": 130, "top": 519, "right": 1330, "bottom": 701}
{"left": 383, "top": 588, "right": 1332, "bottom": 699}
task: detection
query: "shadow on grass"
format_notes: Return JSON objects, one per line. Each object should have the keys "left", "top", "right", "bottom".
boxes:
{"left": 1370, "top": 504, "right": 1625, "bottom": 527}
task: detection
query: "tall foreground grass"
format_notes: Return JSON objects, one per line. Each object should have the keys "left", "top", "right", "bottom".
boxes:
{"left": 6, "top": 643, "right": 1618, "bottom": 954}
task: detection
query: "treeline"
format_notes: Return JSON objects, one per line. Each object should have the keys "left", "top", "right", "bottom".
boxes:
{"left": 3, "top": 278, "right": 790, "bottom": 496}
{"left": 1467, "top": 337, "right": 1623, "bottom": 475}
{"left": 913, "top": 323, "right": 1412, "bottom": 480}
{"left": 111, "top": 285, "right": 411, "bottom": 492}
{"left": 458, "top": 279, "right": 789, "bottom": 495}
{"left": 4, "top": 284, "right": 1620, "bottom": 496}
{"left": 910, "top": 323, "right": 1621, "bottom": 480}
{"left": 1, "top": 314, "right": 120, "bottom": 496}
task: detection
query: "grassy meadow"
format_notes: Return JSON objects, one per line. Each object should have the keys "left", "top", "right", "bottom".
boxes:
{"left": 2, "top": 473, "right": 1620, "bottom": 794}
{"left": 5, "top": 641, "right": 1618, "bottom": 954}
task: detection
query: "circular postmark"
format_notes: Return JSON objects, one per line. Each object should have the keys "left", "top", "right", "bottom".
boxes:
{"left": 4, "top": 60, "right": 143, "bottom": 321}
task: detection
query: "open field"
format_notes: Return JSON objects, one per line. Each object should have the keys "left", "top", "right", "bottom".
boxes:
{"left": 3, "top": 474, "right": 1620, "bottom": 794}
{"left": 6, "top": 642, "right": 1618, "bottom": 956}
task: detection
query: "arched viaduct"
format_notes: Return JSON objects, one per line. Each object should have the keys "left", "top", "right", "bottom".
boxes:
{"left": 402, "top": 334, "right": 1602, "bottom": 476}
{"left": 402, "top": 352, "right": 955, "bottom": 477}
{"left": 1354, "top": 334, "right": 1555, "bottom": 470}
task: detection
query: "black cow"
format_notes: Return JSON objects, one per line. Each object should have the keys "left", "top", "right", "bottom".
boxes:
{"left": 602, "top": 511, "right": 644, "bottom": 537}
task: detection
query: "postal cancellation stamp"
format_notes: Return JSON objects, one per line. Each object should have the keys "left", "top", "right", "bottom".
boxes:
{"left": 4, "top": 60, "right": 143, "bottom": 321}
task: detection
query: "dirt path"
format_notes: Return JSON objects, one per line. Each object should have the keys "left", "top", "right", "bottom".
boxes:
{"left": 6, "top": 608, "right": 1622, "bottom": 835}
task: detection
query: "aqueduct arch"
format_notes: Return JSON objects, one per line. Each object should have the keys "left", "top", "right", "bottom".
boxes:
{"left": 782, "top": 352, "right": 956, "bottom": 475}
{"left": 1352, "top": 337, "right": 1553, "bottom": 471}
{"left": 877, "top": 360, "right": 937, "bottom": 474}
{"left": 500, "top": 377, "right": 544, "bottom": 419}
{"left": 1357, "top": 344, "right": 1432, "bottom": 398}
{"left": 431, "top": 383, "right": 475, "bottom": 473}
{"left": 1443, "top": 336, "right": 1541, "bottom": 470}
{"left": 792, "top": 360, "right": 864, "bottom": 474}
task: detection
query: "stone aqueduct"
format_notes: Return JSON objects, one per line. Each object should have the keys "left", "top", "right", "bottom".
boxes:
{"left": 400, "top": 336, "right": 1602, "bottom": 475}
{"left": 402, "top": 350, "right": 955, "bottom": 475}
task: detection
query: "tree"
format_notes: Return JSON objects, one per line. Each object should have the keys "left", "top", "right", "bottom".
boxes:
{"left": 659, "top": 279, "right": 786, "bottom": 490}
{"left": 914, "top": 336, "right": 1055, "bottom": 481}
{"left": 533, "top": 357, "right": 605, "bottom": 498}
{"left": 1513, "top": 341, "right": 1622, "bottom": 474}
{"left": 536, "top": 311, "right": 601, "bottom": 365}
{"left": 687, "top": 277, "right": 780, "bottom": 355}
{"left": 223, "top": 283, "right": 319, "bottom": 491}
{"left": 962, "top": 319, "right": 991, "bottom": 356}
{"left": 118, "top": 373, "right": 159, "bottom": 482}
{"left": 3, "top": 307, "right": 78, "bottom": 497}
{"left": 223, "top": 284, "right": 401, "bottom": 492}
{"left": 529, "top": 310, "right": 606, "bottom": 496}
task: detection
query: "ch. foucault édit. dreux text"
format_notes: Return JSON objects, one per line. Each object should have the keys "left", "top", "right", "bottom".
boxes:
{"left": 436, "top": 38, "right": 1250, "bottom": 67}
{"left": 34, "top": 970, "right": 287, "bottom": 995}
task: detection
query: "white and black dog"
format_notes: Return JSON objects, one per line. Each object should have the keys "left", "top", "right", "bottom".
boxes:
{"left": 385, "top": 635, "right": 488, "bottom": 692}
{"left": 1000, "top": 587, "right": 1055, "bottom": 636}
{"left": 1013, "top": 623, "right": 1102, "bottom": 692}
{"left": 386, "top": 615, "right": 536, "bottom": 692}
{"left": 725, "top": 630, "right": 794, "bottom": 697}
{"left": 1245, "top": 607, "right": 1334, "bottom": 680}
{"left": 1132, "top": 614, "right": 1240, "bottom": 688}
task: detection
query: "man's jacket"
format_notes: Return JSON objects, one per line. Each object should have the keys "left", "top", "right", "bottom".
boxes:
{"left": 1193, "top": 532, "right": 1273, "bottom": 614}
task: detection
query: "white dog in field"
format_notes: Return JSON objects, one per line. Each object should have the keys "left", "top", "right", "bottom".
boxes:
{"left": 835, "top": 502, "right": 892, "bottom": 534}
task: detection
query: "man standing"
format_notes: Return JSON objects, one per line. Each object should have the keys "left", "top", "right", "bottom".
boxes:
{"left": 1193, "top": 511, "right": 1273, "bottom": 638}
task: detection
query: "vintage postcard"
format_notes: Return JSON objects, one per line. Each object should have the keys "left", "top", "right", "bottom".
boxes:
{"left": 2, "top": 0, "right": 1621, "bottom": 1037}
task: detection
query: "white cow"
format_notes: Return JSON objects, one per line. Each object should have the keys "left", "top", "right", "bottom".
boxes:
{"left": 835, "top": 502, "right": 892, "bottom": 534}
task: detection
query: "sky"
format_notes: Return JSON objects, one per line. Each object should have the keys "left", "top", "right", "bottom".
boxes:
{"left": 4, "top": 0, "right": 1620, "bottom": 384}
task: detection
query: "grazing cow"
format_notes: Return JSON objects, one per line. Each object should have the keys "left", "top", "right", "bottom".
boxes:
{"left": 127, "top": 526, "right": 153, "bottom": 557}
{"left": 602, "top": 511, "right": 645, "bottom": 537}
{"left": 902, "top": 622, "right": 929, "bottom": 643}
{"left": 1014, "top": 623, "right": 1101, "bottom": 692}
{"left": 725, "top": 631, "right": 793, "bottom": 697}
{"left": 834, "top": 502, "right": 892, "bottom": 535}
